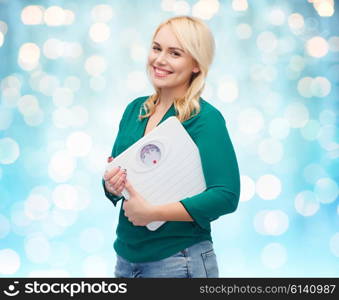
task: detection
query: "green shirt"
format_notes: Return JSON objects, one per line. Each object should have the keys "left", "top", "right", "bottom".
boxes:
{"left": 102, "top": 96, "right": 240, "bottom": 262}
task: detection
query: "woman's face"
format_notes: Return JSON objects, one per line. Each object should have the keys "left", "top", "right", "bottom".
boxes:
{"left": 147, "top": 25, "right": 199, "bottom": 93}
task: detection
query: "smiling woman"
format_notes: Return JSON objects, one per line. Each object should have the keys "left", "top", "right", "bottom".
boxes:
{"left": 142, "top": 16, "right": 214, "bottom": 123}
{"left": 102, "top": 15, "right": 240, "bottom": 278}
{"left": 147, "top": 25, "right": 200, "bottom": 95}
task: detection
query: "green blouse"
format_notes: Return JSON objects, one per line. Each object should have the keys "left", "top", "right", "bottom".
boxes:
{"left": 102, "top": 96, "right": 240, "bottom": 262}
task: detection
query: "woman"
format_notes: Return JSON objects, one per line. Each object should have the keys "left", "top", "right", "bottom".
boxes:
{"left": 102, "top": 15, "right": 240, "bottom": 278}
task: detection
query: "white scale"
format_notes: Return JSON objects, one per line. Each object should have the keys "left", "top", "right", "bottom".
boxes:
{"left": 106, "top": 116, "right": 206, "bottom": 231}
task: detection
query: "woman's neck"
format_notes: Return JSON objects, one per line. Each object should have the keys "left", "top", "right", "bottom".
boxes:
{"left": 157, "top": 85, "right": 188, "bottom": 109}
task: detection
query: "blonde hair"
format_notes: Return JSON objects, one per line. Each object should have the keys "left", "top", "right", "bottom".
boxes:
{"left": 139, "top": 15, "right": 215, "bottom": 123}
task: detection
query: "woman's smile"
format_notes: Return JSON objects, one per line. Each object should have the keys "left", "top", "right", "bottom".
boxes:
{"left": 153, "top": 66, "right": 173, "bottom": 78}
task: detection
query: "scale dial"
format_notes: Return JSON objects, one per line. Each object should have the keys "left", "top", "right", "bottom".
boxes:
{"left": 140, "top": 143, "right": 161, "bottom": 166}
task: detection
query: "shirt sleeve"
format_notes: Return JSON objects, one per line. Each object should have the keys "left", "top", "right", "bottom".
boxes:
{"left": 180, "top": 110, "right": 241, "bottom": 231}
{"left": 102, "top": 103, "right": 132, "bottom": 206}
{"left": 102, "top": 178, "right": 125, "bottom": 207}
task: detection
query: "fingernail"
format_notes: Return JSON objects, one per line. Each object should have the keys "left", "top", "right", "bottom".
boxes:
{"left": 107, "top": 156, "right": 113, "bottom": 163}
{"left": 122, "top": 168, "right": 127, "bottom": 173}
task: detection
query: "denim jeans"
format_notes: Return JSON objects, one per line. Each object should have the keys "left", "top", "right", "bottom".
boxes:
{"left": 114, "top": 240, "right": 219, "bottom": 278}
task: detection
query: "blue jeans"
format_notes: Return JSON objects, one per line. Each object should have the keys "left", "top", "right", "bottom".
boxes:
{"left": 114, "top": 240, "right": 219, "bottom": 278}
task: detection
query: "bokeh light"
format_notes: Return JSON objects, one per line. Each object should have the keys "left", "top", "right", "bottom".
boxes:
{"left": 21, "top": 5, "right": 44, "bottom": 25}
{"left": 48, "top": 151, "right": 76, "bottom": 182}
{"left": 232, "top": 0, "right": 248, "bottom": 12}
{"left": 257, "top": 31, "right": 278, "bottom": 53}
{"left": 0, "top": 249, "right": 21, "bottom": 275}
{"left": 258, "top": 138, "right": 284, "bottom": 164}
{"left": 295, "top": 190, "right": 320, "bottom": 216}
{"left": 0, "top": 138, "right": 20, "bottom": 164}
{"left": 18, "top": 42, "right": 40, "bottom": 70}
{"left": 319, "top": 109, "right": 336, "bottom": 125}
{"left": 236, "top": 23, "right": 252, "bottom": 39}
{"left": 24, "top": 193, "right": 50, "bottom": 220}
{"left": 306, "top": 36, "right": 329, "bottom": 57}
{"left": 239, "top": 175, "right": 255, "bottom": 202}
{"left": 217, "top": 80, "right": 239, "bottom": 103}
{"left": 314, "top": 177, "right": 338, "bottom": 204}
{"left": 66, "top": 131, "right": 92, "bottom": 157}
{"left": 0, "top": 20, "right": 8, "bottom": 34}
{"left": 64, "top": 76, "right": 81, "bottom": 91}
{"left": 261, "top": 243, "right": 287, "bottom": 269}
{"left": 173, "top": 1, "right": 191, "bottom": 15}
{"left": 43, "top": 39, "right": 64, "bottom": 59}
{"left": 237, "top": 108, "right": 264, "bottom": 134}
{"left": 300, "top": 119, "right": 321, "bottom": 140}
{"left": 89, "top": 23, "right": 111, "bottom": 43}
{"left": 303, "top": 163, "right": 328, "bottom": 184}
{"left": 313, "top": 0, "right": 334, "bottom": 17}
{"left": 44, "top": 6, "right": 66, "bottom": 27}
{"left": 51, "top": 207, "right": 78, "bottom": 228}
{"left": 91, "top": 5, "right": 114, "bottom": 22}
{"left": 25, "top": 234, "right": 51, "bottom": 264}
{"left": 52, "top": 184, "right": 78, "bottom": 210}
{"left": 192, "top": 0, "right": 220, "bottom": 20}
{"left": 268, "top": 8, "right": 286, "bottom": 26}
{"left": 284, "top": 102, "right": 309, "bottom": 128}
{"left": 254, "top": 210, "right": 289, "bottom": 236}
{"left": 84, "top": 55, "right": 107, "bottom": 76}
{"left": 52, "top": 88, "right": 74, "bottom": 107}
{"left": 256, "top": 174, "right": 282, "bottom": 200}
{"left": 288, "top": 13, "right": 305, "bottom": 33}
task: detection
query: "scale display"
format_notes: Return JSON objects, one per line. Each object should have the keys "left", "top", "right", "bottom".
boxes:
{"left": 139, "top": 143, "right": 161, "bottom": 166}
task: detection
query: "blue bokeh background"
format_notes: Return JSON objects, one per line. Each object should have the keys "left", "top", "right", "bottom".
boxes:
{"left": 0, "top": 0, "right": 338, "bottom": 277}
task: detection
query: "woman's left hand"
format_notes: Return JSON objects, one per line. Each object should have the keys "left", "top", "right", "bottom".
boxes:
{"left": 122, "top": 179, "right": 156, "bottom": 226}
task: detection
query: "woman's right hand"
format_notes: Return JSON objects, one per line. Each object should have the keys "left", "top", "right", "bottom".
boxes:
{"left": 103, "top": 157, "right": 127, "bottom": 196}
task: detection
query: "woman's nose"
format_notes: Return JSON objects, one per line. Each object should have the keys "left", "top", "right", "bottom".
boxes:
{"left": 154, "top": 52, "right": 167, "bottom": 65}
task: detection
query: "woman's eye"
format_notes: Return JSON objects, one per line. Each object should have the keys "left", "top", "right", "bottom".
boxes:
{"left": 152, "top": 46, "right": 180, "bottom": 57}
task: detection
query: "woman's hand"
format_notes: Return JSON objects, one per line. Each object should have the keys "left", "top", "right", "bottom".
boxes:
{"left": 103, "top": 156, "right": 127, "bottom": 196}
{"left": 123, "top": 179, "right": 156, "bottom": 226}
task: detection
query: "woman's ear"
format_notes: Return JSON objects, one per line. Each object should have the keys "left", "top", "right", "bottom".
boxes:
{"left": 192, "top": 66, "right": 200, "bottom": 74}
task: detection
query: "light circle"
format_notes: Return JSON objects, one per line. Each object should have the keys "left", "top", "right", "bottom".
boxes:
{"left": 0, "top": 249, "right": 20, "bottom": 275}
{"left": 314, "top": 177, "right": 338, "bottom": 204}
{"left": 256, "top": 174, "right": 282, "bottom": 200}
{"left": 0, "top": 138, "right": 20, "bottom": 164}
{"left": 261, "top": 243, "right": 287, "bottom": 269}
{"left": 295, "top": 190, "right": 320, "bottom": 216}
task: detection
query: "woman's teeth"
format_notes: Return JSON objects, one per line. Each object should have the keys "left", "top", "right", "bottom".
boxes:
{"left": 154, "top": 67, "right": 172, "bottom": 76}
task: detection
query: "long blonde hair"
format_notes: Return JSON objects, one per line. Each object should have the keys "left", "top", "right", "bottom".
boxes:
{"left": 139, "top": 15, "right": 215, "bottom": 123}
